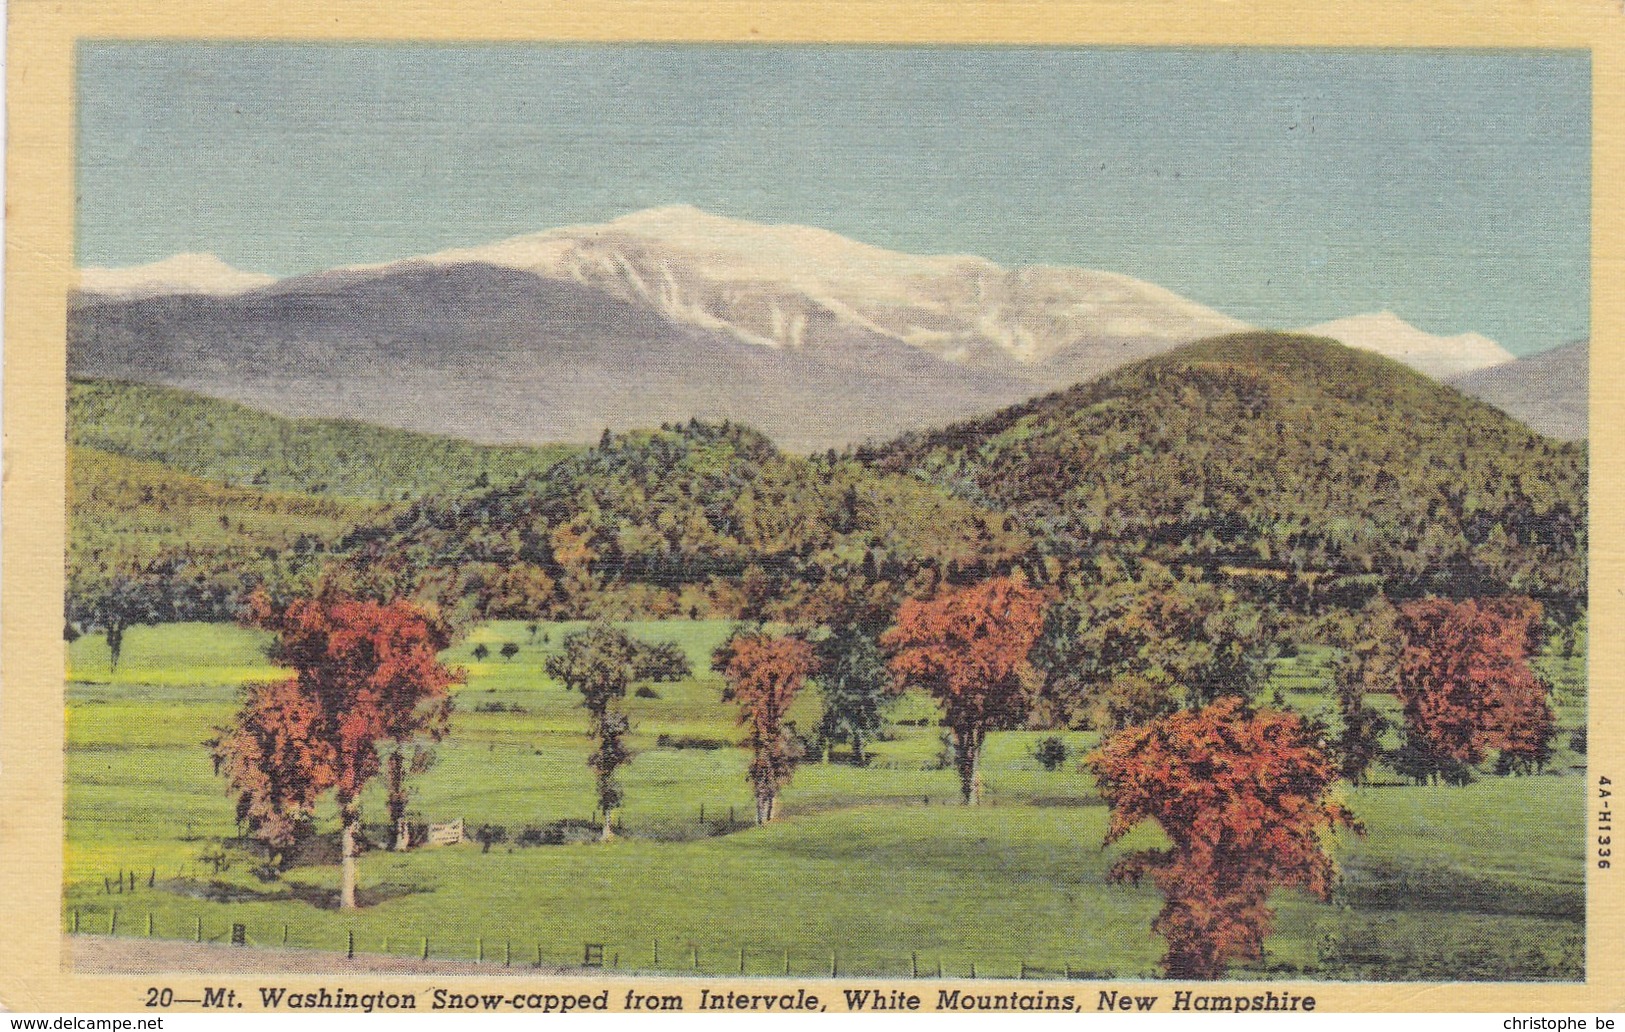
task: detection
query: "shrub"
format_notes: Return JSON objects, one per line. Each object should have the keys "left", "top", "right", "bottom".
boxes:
{"left": 1033, "top": 735, "right": 1070, "bottom": 771}
{"left": 655, "top": 733, "right": 728, "bottom": 750}
{"left": 636, "top": 640, "right": 692, "bottom": 682}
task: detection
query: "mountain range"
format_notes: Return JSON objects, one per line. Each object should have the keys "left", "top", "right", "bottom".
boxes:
{"left": 1446, "top": 340, "right": 1588, "bottom": 442}
{"left": 70, "top": 206, "right": 1577, "bottom": 449}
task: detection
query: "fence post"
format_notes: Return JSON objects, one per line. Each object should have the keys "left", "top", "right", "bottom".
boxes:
{"left": 129, "top": 871, "right": 136, "bottom": 894}
{"left": 422, "top": 936, "right": 429, "bottom": 961}
{"left": 653, "top": 940, "right": 659, "bottom": 967}
{"left": 103, "top": 877, "right": 110, "bottom": 895}
{"left": 347, "top": 930, "right": 354, "bottom": 960}
{"left": 109, "top": 909, "right": 118, "bottom": 935}
{"left": 784, "top": 949, "right": 790, "bottom": 976}
{"left": 912, "top": 951, "right": 918, "bottom": 978}
{"left": 147, "top": 913, "right": 153, "bottom": 938}
{"left": 536, "top": 943, "right": 543, "bottom": 967}
{"left": 698, "top": 804, "right": 705, "bottom": 826}
{"left": 149, "top": 868, "right": 156, "bottom": 888}
{"left": 739, "top": 945, "right": 746, "bottom": 974}
{"left": 970, "top": 961, "right": 977, "bottom": 978}
{"left": 283, "top": 923, "right": 289, "bottom": 946}
{"left": 478, "top": 937, "right": 484, "bottom": 963}
{"left": 195, "top": 916, "right": 202, "bottom": 943}
{"left": 692, "top": 945, "right": 699, "bottom": 971}
{"left": 829, "top": 951, "right": 837, "bottom": 977}
{"left": 71, "top": 909, "right": 79, "bottom": 934}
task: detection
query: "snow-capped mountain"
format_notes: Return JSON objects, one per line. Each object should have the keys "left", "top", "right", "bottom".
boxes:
{"left": 68, "top": 208, "right": 1532, "bottom": 450}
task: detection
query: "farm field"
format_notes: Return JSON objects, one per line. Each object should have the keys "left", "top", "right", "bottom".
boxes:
{"left": 65, "top": 620, "right": 1586, "bottom": 980}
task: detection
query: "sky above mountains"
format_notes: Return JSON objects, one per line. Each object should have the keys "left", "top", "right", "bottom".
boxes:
{"left": 76, "top": 44, "right": 1588, "bottom": 357}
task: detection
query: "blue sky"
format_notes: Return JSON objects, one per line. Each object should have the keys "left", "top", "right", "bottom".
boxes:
{"left": 76, "top": 44, "right": 1589, "bottom": 356}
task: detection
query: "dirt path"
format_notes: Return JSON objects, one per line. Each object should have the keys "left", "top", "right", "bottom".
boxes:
{"left": 68, "top": 935, "right": 587, "bottom": 977}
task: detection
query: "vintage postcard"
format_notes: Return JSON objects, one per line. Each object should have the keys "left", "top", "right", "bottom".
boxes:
{"left": 3, "top": 0, "right": 1622, "bottom": 1017}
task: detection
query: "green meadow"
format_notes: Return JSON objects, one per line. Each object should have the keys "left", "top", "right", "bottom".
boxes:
{"left": 65, "top": 621, "right": 1586, "bottom": 980}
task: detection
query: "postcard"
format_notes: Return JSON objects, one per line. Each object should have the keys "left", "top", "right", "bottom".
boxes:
{"left": 3, "top": 0, "right": 1621, "bottom": 1016}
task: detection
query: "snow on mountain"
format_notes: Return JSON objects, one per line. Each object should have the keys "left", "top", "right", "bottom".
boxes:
{"left": 70, "top": 211, "right": 1536, "bottom": 451}
{"left": 77, "top": 253, "right": 276, "bottom": 299}
{"left": 390, "top": 205, "right": 1251, "bottom": 373}
{"left": 1299, "top": 311, "right": 1514, "bottom": 379}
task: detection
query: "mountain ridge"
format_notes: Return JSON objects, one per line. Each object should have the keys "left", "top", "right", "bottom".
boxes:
{"left": 1447, "top": 339, "right": 1588, "bottom": 441}
{"left": 71, "top": 207, "right": 1542, "bottom": 450}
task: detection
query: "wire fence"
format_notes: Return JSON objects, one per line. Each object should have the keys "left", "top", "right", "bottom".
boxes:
{"left": 66, "top": 904, "right": 1116, "bottom": 980}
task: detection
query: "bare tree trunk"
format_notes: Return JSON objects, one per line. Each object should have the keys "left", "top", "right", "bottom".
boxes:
{"left": 339, "top": 799, "right": 360, "bottom": 910}
{"left": 386, "top": 750, "right": 407, "bottom": 850}
{"left": 601, "top": 808, "right": 614, "bottom": 842}
{"left": 756, "top": 792, "right": 773, "bottom": 825}
{"left": 956, "top": 729, "right": 981, "bottom": 805}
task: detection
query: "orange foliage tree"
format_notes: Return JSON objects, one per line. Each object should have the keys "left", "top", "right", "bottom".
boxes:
{"left": 214, "top": 678, "right": 330, "bottom": 869}
{"left": 217, "top": 593, "right": 459, "bottom": 908}
{"left": 1396, "top": 596, "right": 1554, "bottom": 775}
{"left": 882, "top": 576, "right": 1048, "bottom": 804}
{"left": 1087, "top": 698, "right": 1360, "bottom": 979}
{"left": 714, "top": 630, "right": 818, "bottom": 824}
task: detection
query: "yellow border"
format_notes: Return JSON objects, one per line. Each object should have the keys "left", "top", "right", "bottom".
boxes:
{"left": 6, "top": 0, "right": 1623, "bottom": 1013}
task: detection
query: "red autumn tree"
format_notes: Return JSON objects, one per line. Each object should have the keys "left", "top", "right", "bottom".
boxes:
{"left": 1396, "top": 596, "right": 1553, "bottom": 774}
{"left": 215, "top": 678, "right": 330, "bottom": 868}
{"left": 882, "top": 575, "right": 1048, "bottom": 804}
{"left": 715, "top": 630, "right": 818, "bottom": 824}
{"left": 218, "top": 593, "right": 459, "bottom": 908}
{"left": 1087, "top": 698, "right": 1360, "bottom": 979}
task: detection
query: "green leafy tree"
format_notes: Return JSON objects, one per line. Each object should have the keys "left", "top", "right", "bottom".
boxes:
{"left": 85, "top": 574, "right": 164, "bottom": 671}
{"left": 1322, "top": 598, "right": 1400, "bottom": 785}
{"left": 814, "top": 623, "right": 896, "bottom": 765}
{"left": 545, "top": 623, "right": 653, "bottom": 840}
{"left": 1037, "top": 560, "right": 1268, "bottom": 730}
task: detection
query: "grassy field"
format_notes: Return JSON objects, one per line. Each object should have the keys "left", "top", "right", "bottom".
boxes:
{"left": 64, "top": 620, "right": 1586, "bottom": 980}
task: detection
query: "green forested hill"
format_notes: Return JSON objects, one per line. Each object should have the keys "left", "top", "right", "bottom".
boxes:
{"left": 67, "top": 336, "right": 1588, "bottom": 627}
{"left": 69, "top": 380, "right": 579, "bottom": 501}
{"left": 68, "top": 446, "right": 389, "bottom": 622}
{"left": 342, "top": 420, "right": 1030, "bottom": 623}
{"left": 866, "top": 333, "right": 1587, "bottom": 609}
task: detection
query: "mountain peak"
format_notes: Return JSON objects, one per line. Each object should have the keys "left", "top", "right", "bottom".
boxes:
{"left": 77, "top": 253, "right": 276, "bottom": 299}
{"left": 400, "top": 206, "right": 1246, "bottom": 367}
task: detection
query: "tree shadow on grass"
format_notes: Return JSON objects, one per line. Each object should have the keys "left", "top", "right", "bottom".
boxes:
{"left": 161, "top": 878, "right": 428, "bottom": 910}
